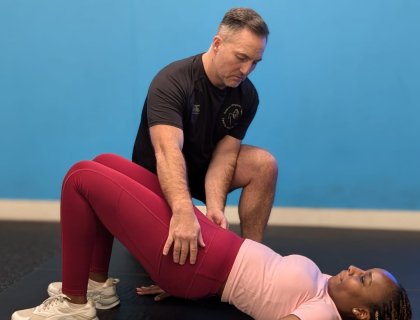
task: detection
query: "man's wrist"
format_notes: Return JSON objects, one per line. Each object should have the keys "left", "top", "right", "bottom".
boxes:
{"left": 172, "top": 201, "right": 195, "bottom": 216}
{"left": 206, "top": 205, "right": 225, "bottom": 214}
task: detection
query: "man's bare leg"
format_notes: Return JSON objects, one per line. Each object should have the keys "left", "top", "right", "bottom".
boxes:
{"left": 231, "top": 145, "right": 278, "bottom": 242}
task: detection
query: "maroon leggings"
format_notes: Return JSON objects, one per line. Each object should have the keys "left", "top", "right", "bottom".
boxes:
{"left": 60, "top": 153, "right": 244, "bottom": 299}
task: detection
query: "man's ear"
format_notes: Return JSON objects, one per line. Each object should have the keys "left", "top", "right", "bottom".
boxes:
{"left": 212, "top": 35, "right": 222, "bottom": 52}
{"left": 352, "top": 307, "right": 370, "bottom": 320}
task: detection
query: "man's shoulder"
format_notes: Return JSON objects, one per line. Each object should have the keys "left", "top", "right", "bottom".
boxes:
{"left": 159, "top": 53, "right": 203, "bottom": 75}
{"left": 232, "top": 78, "right": 259, "bottom": 107}
{"left": 239, "top": 78, "right": 257, "bottom": 94}
{"left": 151, "top": 53, "right": 203, "bottom": 90}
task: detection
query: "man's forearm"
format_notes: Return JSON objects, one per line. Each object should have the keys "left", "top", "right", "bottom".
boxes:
{"left": 150, "top": 124, "right": 204, "bottom": 264}
{"left": 205, "top": 149, "right": 238, "bottom": 212}
{"left": 155, "top": 147, "right": 193, "bottom": 213}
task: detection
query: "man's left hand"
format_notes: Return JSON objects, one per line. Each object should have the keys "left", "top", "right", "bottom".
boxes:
{"left": 206, "top": 209, "right": 229, "bottom": 229}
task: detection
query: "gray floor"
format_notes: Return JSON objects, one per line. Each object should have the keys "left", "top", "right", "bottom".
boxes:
{"left": 0, "top": 221, "right": 61, "bottom": 292}
{"left": 0, "top": 221, "right": 419, "bottom": 319}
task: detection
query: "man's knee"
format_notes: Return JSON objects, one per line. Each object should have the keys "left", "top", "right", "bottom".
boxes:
{"left": 257, "top": 149, "right": 277, "bottom": 175}
{"left": 234, "top": 145, "right": 278, "bottom": 187}
{"left": 242, "top": 145, "right": 277, "bottom": 175}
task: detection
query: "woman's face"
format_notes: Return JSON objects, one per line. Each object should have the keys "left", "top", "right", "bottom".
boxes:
{"left": 328, "top": 265, "right": 398, "bottom": 315}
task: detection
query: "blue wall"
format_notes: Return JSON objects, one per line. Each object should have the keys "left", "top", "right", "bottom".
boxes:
{"left": 1, "top": 1, "right": 419, "bottom": 209}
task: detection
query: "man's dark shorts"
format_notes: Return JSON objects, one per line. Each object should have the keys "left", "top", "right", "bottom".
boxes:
{"left": 188, "top": 169, "right": 206, "bottom": 203}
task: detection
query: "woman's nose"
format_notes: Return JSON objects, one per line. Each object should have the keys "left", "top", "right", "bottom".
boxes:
{"left": 348, "top": 265, "right": 363, "bottom": 275}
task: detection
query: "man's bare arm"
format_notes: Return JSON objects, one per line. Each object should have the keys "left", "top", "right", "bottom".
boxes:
{"left": 150, "top": 124, "right": 205, "bottom": 265}
{"left": 205, "top": 135, "right": 241, "bottom": 228}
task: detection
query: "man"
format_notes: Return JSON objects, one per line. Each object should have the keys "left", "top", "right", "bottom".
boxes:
{"left": 132, "top": 7, "right": 278, "bottom": 267}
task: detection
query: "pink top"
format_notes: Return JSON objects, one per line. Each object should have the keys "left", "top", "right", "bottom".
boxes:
{"left": 221, "top": 239, "right": 341, "bottom": 320}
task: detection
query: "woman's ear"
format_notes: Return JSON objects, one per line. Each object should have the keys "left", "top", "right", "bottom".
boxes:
{"left": 352, "top": 307, "right": 370, "bottom": 320}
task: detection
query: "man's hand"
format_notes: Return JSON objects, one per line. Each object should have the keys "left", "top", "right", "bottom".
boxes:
{"left": 163, "top": 211, "right": 205, "bottom": 265}
{"left": 206, "top": 208, "right": 229, "bottom": 229}
{"left": 136, "top": 284, "right": 170, "bottom": 301}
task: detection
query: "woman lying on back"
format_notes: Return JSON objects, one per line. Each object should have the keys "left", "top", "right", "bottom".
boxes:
{"left": 11, "top": 154, "right": 412, "bottom": 320}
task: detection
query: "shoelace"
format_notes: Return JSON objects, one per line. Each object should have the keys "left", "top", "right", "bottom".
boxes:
{"left": 37, "top": 294, "right": 69, "bottom": 312}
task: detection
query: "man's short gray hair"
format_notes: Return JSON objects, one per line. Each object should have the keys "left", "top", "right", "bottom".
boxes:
{"left": 218, "top": 8, "right": 269, "bottom": 39}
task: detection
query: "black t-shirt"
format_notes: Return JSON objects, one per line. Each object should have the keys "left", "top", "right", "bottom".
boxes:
{"left": 132, "top": 53, "right": 259, "bottom": 176}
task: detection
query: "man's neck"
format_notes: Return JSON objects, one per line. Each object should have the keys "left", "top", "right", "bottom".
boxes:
{"left": 201, "top": 51, "right": 225, "bottom": 90}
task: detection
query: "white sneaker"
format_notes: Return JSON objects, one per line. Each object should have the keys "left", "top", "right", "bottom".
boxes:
{"left": 11, "top": 294, "right": 98, "bottom": 320}
{"left": 47, "top": 278, "right": 120, "bottom": 310}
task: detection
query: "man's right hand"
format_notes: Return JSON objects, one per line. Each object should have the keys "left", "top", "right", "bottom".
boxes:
{"left": 163, "top": 211, "right": 205, "bottom": 265}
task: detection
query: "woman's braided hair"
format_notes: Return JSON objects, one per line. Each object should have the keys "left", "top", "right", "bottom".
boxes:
{"left": 371, "top": 285, "right": 412, "bottom": 320}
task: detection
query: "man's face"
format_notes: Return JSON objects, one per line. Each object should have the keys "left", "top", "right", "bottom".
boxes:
{"left": 211, "top": 28, "right": 266, "bottom": 89}
{"left": 328, "top": 265, "right": 398, "bottom": 315}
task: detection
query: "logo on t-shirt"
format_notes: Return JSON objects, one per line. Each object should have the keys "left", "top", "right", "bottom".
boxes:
{"left": 193, "top": 104, "right": 200, "bottom": 115}
{"left": 222, "top": 104, "right": 243, "bottom": 130}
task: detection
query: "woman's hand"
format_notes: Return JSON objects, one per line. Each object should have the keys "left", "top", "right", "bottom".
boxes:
{"left": 136, "top": 284, "right": 171, "bottom": 301}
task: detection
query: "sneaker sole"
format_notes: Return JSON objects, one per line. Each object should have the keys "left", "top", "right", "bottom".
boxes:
{"left": 95, "top": 299, "right": 120, "bottom": 310}
{"left": 47, "top": 290, "right": 120, "bottom": 310}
